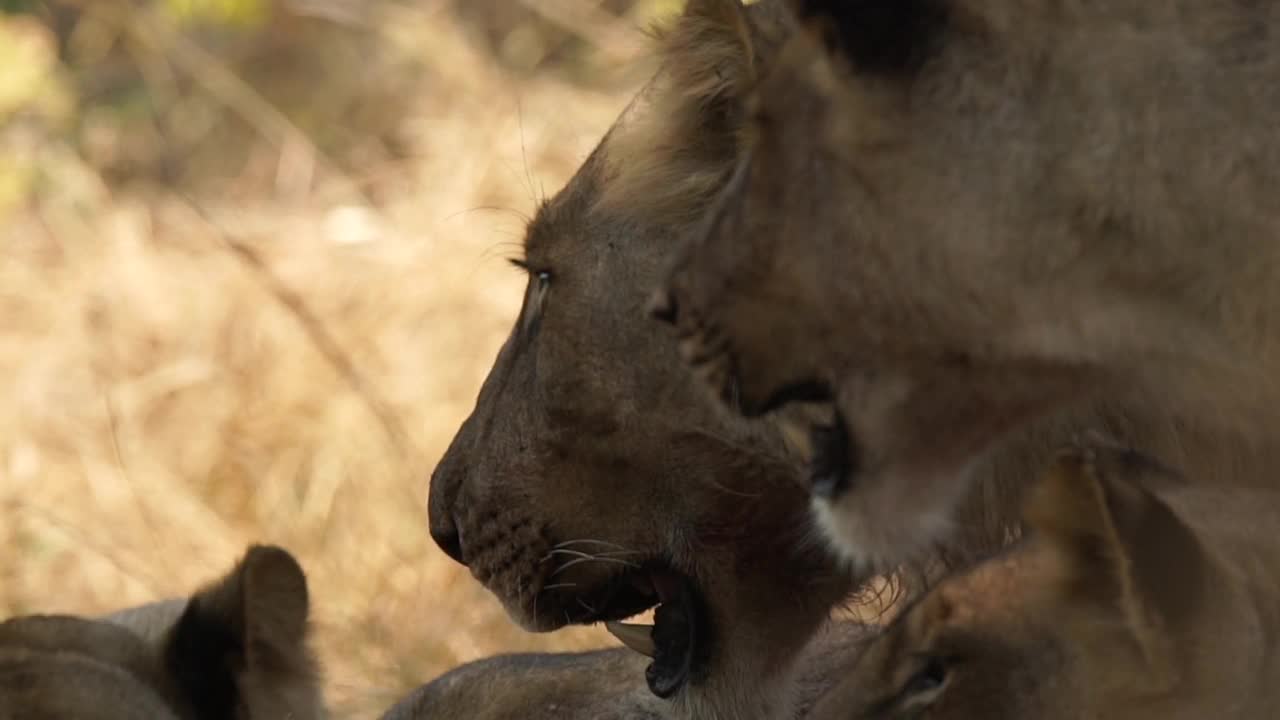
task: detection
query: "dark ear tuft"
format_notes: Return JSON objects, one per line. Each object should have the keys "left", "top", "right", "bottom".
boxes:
{"left": 166, "top": 545, "right": 319, "bottom": 720}
{"left": 240, "top": 544, "right": 310, "bottom": 654}
{"left": 792, "top": 0, "right": 949, "bottom": 73}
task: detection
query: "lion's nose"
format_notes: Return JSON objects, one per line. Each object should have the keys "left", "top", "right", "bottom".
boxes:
{"left": 430, "top": 511, "right": 467, "bottom": 566}
{"left": 428, "top": 458, "right": 469, "bottom": 566}
{"left": 647, "top": 287, "right": 679, "bottom": 325}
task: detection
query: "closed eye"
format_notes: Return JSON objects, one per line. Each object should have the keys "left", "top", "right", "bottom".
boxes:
{"left": 896, "top": 656, "right": 952, "bottom": 713}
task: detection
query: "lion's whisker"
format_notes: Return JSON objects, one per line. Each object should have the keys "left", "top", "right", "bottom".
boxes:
{"left": 550, "top": 556, "right": 639, "bottom": 578}
{"left": 555, "top": 539, "right": 630, "bottom": 551}
{"left": 543, "top": 548, "right": 599, "bottom": 562}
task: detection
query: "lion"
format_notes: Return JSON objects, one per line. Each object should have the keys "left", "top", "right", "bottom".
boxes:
{"left": 427, "top": 3, "right": 862, "bottom": 716}
{"left": 809, "top": 441, "right": 1280, "bottom": 719}
{"left": 382, "top": 620, "right": 873, "bottom": 720}
{"left": 0, "top": 544, "right": 323, "bottom": 719}
{"left": 427, "top": 0, "right": 1046, "bottom": 715}
{"left": 653, "top": 0, "right": 1280, "bottom": 569}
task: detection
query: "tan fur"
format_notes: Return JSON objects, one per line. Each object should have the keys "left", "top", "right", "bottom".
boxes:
{"left": 810, "top": 441, "right": 1280, "bottom": 719}
{"left": 0, "top": 545, "right": 323, "bottom": 720}
{"left": 382, "top": 620, "right": 873, "bottom": 720}
{"left": 655, "top": 0, "right": 1280, "bottom": 568}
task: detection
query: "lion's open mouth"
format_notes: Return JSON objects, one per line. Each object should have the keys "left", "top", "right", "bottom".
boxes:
{"left": 572, "top": 566, "right": 709, "bottom": 699}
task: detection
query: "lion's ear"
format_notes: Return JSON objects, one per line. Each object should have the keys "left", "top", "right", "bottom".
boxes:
{"left": 1025, "top": 446, "right": 1205, "bottom": 677}
{"left": 665, "top": 0, "right": 760, "bottom": 105}
{"left": 790, "top": 0, "right": 949, "bottom": 74}
{"left": 165, "top": 545, "right": 322, "bottom": 718}
{"left": 599, "top": 1, "right": 789, "bottom": 222}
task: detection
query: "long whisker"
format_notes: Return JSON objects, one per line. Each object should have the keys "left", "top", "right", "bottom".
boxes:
{"left": 554, "top": 539, "right": 630, "bottom": 551}
{"left": 541, "top": 582, "right": 578, "bottom": 592}
{"left": 545, "top": 548, "right": 602, "bottom": 562}
{"left": 550, "top": 556, "right": 639, "bottom": 578}
{"left": 543, "top": 548, "right": 645, "bottom": 564}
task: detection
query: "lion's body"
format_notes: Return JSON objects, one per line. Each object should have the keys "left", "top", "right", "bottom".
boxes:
{"left": 383, "top": 649, "right": 662, "bottom": 720}
{"left": 383, "top": 621, "right": 872, "bottom": 720}
{"left": 656, "top": 0, "right": 1280, "bottom": 570}
{"left": 0, "top": 546, "right": 322, "bottom": 720}
{"left": 812, "top": 444, "right": 1280, "bottom": 719}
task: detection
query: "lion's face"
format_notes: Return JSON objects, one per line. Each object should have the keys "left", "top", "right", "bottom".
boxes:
{"left": 812, "top": 444, "right": 1273, "bottom": 720}
{"left": 428, "top": 0, "right": 849, "bottom": 705}
{"left": 812, "top": 550, "right": 1078, "bottom": 720}
{"left": 0, "top": 545, "right": 321, "bottom": 720}
{"left": 653, "top": 4, "right": 1088, "bottom": 569}
{"left": 656, "top": 0, "right": 1280, "bottom": 568}
{"left": 656, "top": 24, "right": 1051, "bottom": 569}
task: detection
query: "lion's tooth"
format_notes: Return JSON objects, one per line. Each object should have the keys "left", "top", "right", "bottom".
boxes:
{"left": 606, "top": 621, "right": 656, "bottom": 658}
{"left": 780, "top": 418, "right": 815, "bottom": 462}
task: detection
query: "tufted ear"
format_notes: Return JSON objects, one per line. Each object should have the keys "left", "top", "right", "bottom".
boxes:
{"left": 790, "top": 0, "right": 949, "bottom": 73}
{"left": 165, "top": 545, "right": 324, "bottom": 720}
{"left": 599, "top": 0, "right": 793, "bottom": 222}
{"left": 1024, "top": 445, "right": 1205, "bottom": 680}
{"left": 667, "top": 0, "right": 761, "bottom": 100}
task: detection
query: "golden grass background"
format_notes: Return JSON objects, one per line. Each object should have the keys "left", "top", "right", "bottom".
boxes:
{"left": 0, "top": 1, "right": 677, "bottom": 716}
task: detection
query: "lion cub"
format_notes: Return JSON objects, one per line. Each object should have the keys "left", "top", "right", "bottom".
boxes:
{"left": 811, "top": 444, "right": 1280, "bottom": 719}
{"left": 654, "top": 0, "right": 1280, "bottom": 571}
{"left": 0, "top": 545, "right": 323, "bottom": 719}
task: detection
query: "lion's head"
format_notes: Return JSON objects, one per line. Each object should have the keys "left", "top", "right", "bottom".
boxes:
{"left": 810, "top": 443, "right": 1280, "bottom": 720}
{"left": 426, "top": 1, "right": 856, "bottom": 714}
{"left": 654, "top": 0, "right": 1280, "bottom": 568}
{"left": 0, "top": 545, "right": 322, "bottom": 719}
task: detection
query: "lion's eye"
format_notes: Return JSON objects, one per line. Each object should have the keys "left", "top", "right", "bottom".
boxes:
{"left": 906, "top": 659, "right": 948, "bottom": 695}
{"left": 509, "top": 258, "right": 553, "bottom": 292}
{"left": 896, "top": 657, "right": 951, "bottom": 713}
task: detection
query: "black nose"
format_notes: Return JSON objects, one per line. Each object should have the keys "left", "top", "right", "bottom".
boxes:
{"left": 647, "top": 287, "right": 679, "bottom": 325}
{"left": 429, "top": 449, "right": 470, "bottom": 566}
{"left": 430, "top": 516, "right": 467, "bottom": 566}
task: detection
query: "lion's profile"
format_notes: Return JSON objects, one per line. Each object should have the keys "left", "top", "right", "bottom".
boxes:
{"left": 654, "top": 0, "right": 1280, "bottom": 569}
{"left": 811, "top": 442, "right": 1280, "bottom": 719}
{"left": 421, "top": 2, "right": 873, "bottom": 717}
{"left": 0, "top": 545, "right": 322, "bottom": 719}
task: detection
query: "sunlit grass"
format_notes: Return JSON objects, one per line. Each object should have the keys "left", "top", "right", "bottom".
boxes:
{"left": 0, "top": 2, "right": 667, "bottom": 717}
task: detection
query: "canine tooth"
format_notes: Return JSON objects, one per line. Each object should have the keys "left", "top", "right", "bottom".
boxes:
{"left": 606, "top": 621, "right": 656, "bottom": 658}
{"left": 780, "top": 419, "right": 815, "bottom": 462}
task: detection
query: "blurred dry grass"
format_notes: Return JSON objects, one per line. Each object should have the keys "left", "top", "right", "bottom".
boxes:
{"left": 0, "top": 1, "right": 672, "bottom": 716}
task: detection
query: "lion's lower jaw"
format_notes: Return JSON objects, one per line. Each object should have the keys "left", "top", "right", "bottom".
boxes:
{"left": 495, "top": 597, "right": 559, "bottom": 634}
